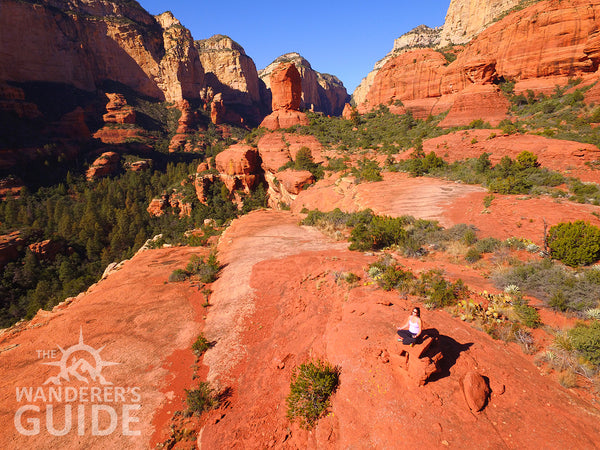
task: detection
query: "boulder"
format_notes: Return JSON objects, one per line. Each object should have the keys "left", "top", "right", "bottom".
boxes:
{"left": 214, "top": 144, "right": 261, "bottom": 193}
{"left": 28, "top": 239, "right": 65, "bottom": 261}
{"left": 259, "top": 109, "right": 309, "bottom": 130}
{"left": 276, "top": 169, "right": 314, "bottom": 195}
{"left": 86, "top": 152, "right": 120, "bottom": 181}
{"left": 461, "top": 371, "right": 490, "bottom": 412}
{"left": 0, "top": 231, "right": 24, "bottom": 267}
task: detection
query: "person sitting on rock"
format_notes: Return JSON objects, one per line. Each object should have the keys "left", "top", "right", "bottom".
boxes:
{"left": 397, "top": 307, "right": 422, "bottom": 346}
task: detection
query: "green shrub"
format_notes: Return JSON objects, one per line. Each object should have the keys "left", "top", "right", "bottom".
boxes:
{"left": 186, "top": 252, "right": 221, "bottom": 283}
{"left": 568, "top": 321, "right": 600, "bottom": 366}
{"left": 169, "top": 268, "right": 188, "bottom": 282}
{"left": 513, "top": 303, "right": 542, "bottom": 328}
{"left": 474, "top": 237, "right": 502, "bottom": 253}
{"left": 351, "top": 158, "right": 382, "bottom": 182}
{"left": 368, "top": 258, "right": 415, "bottom": 292}
{"left": 185, "top": 382, "right": 218, "bottom": 415}
{"left": 416, "top": 270, "right": 468, "bottom": 308}
{"left": 286, "top": 359, "right": 340, "bottom": 429}
{"left": 349, "top": 215, "right": 408, "bottom": 251}
{"left": 465, "top": 247, "right": 482, "bottom": 263}
{"left": 192, "top": 333, "right": 211, "bottom": 356}
{"left": 547, "top": 221, "right": 600, "bottom": 267}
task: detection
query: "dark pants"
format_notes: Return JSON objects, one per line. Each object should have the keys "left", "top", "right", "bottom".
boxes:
{"left": 397, "top": 329, "right": 419, "bottom": 345}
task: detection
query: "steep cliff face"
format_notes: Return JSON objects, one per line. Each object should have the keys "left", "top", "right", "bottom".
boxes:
{"left": 439, "top": 0, "right": 521, "bottom": 46}
{"left": 357, "top": 0, "right": 600, "bottom": 125}
{"left": 259, "top": 53, "right": 349, "bottom": 116}
{"left": 0, "top": 0, "right": 203, "bottom": 101}
{"left": 352, "top": 25, "right": 442, "bottom": 106}
{"left": 195, "top": 34, "right": 266, "bottom": 125}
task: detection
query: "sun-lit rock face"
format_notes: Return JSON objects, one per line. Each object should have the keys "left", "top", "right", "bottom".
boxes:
{"left": 260, "top": 53, "right": 349, "bottom": 116}
{"left": 259, "top": 63, "right": 309, "bottom": 130}
{"left": 439, "top": 0, "right": 521, "bottom": 46}
{"left": 357, "top": 0, "right": 600, "bottom": 126}
{"left": 0, "top": 0, "right": 203, "bottom": 102}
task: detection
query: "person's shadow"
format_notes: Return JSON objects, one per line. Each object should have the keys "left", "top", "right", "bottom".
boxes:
{"left": 420, "top": 328, "right": 473, "bottom": 382}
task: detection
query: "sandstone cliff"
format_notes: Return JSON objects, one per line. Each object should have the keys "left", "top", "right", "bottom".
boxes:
{"left": 0, "top": 0, "right": 203, "bottom": 102}
{"left": 353, "top": 25, "right": 442, "bottom": 106}
{"left": 195, "top": 34, "right": 267, "bottom": 125}
{"left": 357, "top": 0, "right": 600, "bottom": 126}
{"left": 439, "top": 0, "right": 521, "bottom": 46}
{"left": 259, "top": 53, "right": 349, "bottom": 116}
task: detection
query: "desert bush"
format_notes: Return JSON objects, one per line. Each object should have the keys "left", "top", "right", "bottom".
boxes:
{"left": 349, "top": 215, "right": 408, "bottom": 251}
{"left": 368, "top": 257, "right": 415, "bottom": 292}
{"left": 186, "top": 252, "right": 220, "bottom": 283}
{"left": 547, "top": 221, "right": 600, "bottom": 267}
{"left": 465, "top": 247, "right": 482, "bottom": 263}
{"left": 474, "top": 237, "right": 502, "bottom": 253}
{"left": 513, "top": 302, "right": 542, "bottom": 328}
{"left": 351, "top": 158, "right": 383, "bottom": 182}
{"left": 568, "top": 321, "right": 600, "bottom": 367}
{"left": 192, "top": 333, "right": 211, "bottom": 356}
{"left": 415, "top": 270, "right": 468, "bottom": 308}
{"left": 286, "top": 359, "right": 340, "bottom": 429}
{"left": 492, "top": 259, "right": 600, "bottom": 313}
{"left": 169, "top": 268, "right": 188, "bottom": 282}
{"left": 185, "top": 382, "right": 218, "bottom": 415}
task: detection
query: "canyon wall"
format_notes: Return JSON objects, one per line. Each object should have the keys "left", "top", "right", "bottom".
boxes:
{"left": 0, "top": 0, "right": 204, "bottom": 102}
{"left": 356, "top": 0, "right": 600, "bottom": 126}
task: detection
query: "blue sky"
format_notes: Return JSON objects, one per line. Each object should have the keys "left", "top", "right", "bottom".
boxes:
{"left": 137, "top": 1, "right": 450, "bottom": 94}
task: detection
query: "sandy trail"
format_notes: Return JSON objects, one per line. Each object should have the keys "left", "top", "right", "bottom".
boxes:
{"left": 203, "top": 210, "right": 348, "bottom": 383}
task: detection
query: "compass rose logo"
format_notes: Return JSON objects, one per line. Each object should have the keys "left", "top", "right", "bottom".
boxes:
{"left": 42, "top": 328, "right": 119, "bottom": 385}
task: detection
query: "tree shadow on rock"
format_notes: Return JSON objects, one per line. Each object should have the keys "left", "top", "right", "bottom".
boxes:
{"left": 422, "top": 328, "right": 473, "bottom": 382}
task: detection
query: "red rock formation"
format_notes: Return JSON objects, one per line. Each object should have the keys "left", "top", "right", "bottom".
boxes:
{"left": 28, "top": 239, "right": 65, "bottom": 261}
{"left": 439, "top": 84, "right": 510, "bottom": 127}
{"left": 0, "top": 176, "right": 23, "bottom": 199}
{"left": 0, "top": 231, "right": 24, "bottom": 267}
{"left": 259, "top": 63, "right": 309, "bottom": 130}
{"left": 126, "top": 160, "right": 150, "bottom": 172}
{"left": 0, "top": 1, "right": 204, "bottom": 102}
{"left": 276, "top": 169, "right": 314, "bottom": 195}
{"left": 258, "top": 109, "right": 309, "bottom": 130}
{"left": 0, "top": 83, "right": 40, "bottom": 119}
{"left": 103, "top": 93, "right": 136, "bottom": 124}
{"left": 210, "top": 93, "right": 244, "bottom": 126}
{"left": 49, "top": 107, "right": 91, "bottom": 139}
{"left": 214, "top": 144, "right": 261, "bottom": 193}
{"left": 169, "top": 100, "right": 199, "bottom": 152}
{"left": 270, "top": 63, "right": 303, "bottom": 111}
{"left": 86, "top": 152, "right": 120, "bottom": 181}
{"left": 259, "top": 53, "right": 350, "bottom": 116}
{"left": 93, "top": 94, "right": 146, "bottom": 145}
{"left": 358, "top": 0, "right": 600, "bottom": 119}
{"left": 342, "top": 103, "right": 355, "bottom": 120}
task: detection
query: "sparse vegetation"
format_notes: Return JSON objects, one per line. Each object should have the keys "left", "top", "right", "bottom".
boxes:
{"left": 192, "top": 333, "right": 211, "bottom": 357}
{"left": 185, "top": 382, "right": 219, "bottom": 415}
{"left": 286, "top": 359, "right": 340, "bottom": 429}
